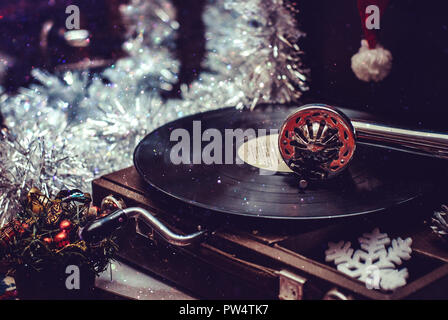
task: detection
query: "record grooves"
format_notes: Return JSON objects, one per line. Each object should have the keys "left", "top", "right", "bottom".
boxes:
{"left": 134, "top": 104, "right": 436, "bottom": 220}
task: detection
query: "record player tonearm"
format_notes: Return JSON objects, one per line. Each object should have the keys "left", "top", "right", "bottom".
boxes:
{"left": 279, "top": 104, "right": 448, "bottom": 184}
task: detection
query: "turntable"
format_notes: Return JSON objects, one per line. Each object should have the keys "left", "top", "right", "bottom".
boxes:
{"left": 90, "top": 103, "right": 448, "bottom": 299}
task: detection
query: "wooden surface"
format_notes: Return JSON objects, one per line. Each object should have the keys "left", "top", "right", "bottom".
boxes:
{"left": 95, "top": 261, "right": 194, "bottom": 300}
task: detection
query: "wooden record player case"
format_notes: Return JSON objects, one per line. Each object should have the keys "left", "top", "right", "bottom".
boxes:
{"left": 92, "top": 166, "right": 448, "bottom": 300}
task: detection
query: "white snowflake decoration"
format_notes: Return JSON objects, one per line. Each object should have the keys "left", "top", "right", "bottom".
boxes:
{"left": 325, "top": 228, "right": 412, "bottom": 291}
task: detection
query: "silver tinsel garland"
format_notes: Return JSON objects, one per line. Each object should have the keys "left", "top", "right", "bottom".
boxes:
{"left": 0, "top": 0, "right": 309, "bottom": 224}
{"left": 201, "top": 0, "right": 309, "bottom": 109}
{"left": 120, "top": 0, "right": 179, "bottom": 48}
{"left": 0, "top": 0, "right": 180, "bottom": 224}
{"left": 0, "top": 106, "right": 91, "bottom": 227}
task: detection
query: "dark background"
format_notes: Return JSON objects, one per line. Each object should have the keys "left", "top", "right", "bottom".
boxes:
{"left": 0, "top": 0, "right": 447, "bottom": 130}
{"left": 0, "top": 0, "right": 126, "bottom": 91}
{"left": 298, "top": 0, "right": 448, "bottom": 130}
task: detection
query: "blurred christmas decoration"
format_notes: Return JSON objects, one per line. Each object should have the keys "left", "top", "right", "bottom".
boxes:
{"left": 351, "top": 39, "right": 392, "bottom": 82}
{"left": 0, "top": 187, "right": 119, "bottom": 275}
{"left": 351, "top": 0, "right": 392, "bottom": 82}
{"left": 0, "top": 0, "right": 310, "bottom": 226}
{"left": 431, "top": 205, "right": 448, "bottom": 243}
{"left": 100, "top": 194, "right": 127, "bottom": 217}
{"left": 117, "top": 0, "right": 180, "bottom": 94}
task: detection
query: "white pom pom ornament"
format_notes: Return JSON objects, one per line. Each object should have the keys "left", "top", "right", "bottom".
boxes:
{"left": 351, "top": 39, "right": 392, "bottom": 82}
{"left": 352, "top": 0, "right": 392, "bottom": 82}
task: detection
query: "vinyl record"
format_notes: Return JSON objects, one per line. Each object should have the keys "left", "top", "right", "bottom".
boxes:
{"left": 134, "top": 104, "right": 435, "bottom": 220}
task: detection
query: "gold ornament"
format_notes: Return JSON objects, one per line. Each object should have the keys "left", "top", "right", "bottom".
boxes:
{"left": 46, "top": 200, "right": 63, "bottom": 225}
{"left": 26, "top": 187, "right": 52, "bottom": 215}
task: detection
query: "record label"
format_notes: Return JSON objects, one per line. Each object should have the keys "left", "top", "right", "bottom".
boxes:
{"left": 237, "top": 134, "right": 292, "bottom": 173}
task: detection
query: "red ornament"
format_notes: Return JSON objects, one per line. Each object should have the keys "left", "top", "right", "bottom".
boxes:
{"left": 43, "top": 237, "right": 53, "bottom": 245}
{"left": 54, "top": 230, "right": 70, "bottom": 248}
{"left": 59, "top": 220, "right": 72, "bottom": 231}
